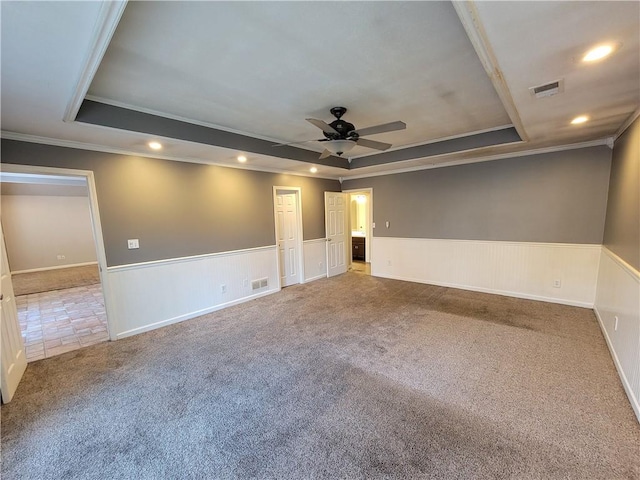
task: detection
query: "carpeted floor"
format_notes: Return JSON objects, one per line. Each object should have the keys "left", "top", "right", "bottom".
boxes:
{"left": 11, "top": 264, "right": 100, "bottom": 296}
{"left": 2, "top": 273, "right": 638, "bottom": 479}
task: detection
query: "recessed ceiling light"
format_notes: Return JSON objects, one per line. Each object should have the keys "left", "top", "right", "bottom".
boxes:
{"left": 148, "top": 141, "right": 162, "bottom": 150}
{"left": 237, "top": 155, "right": 247, "bottom": 163}
{"left": 571, "top": 115, "right": 589, "bottom": 125}
{"left": 310, "top": 167, "right": 318, "bottom": 173}
{"left": 582, "top": 44, "right": 615, "bottom": 62}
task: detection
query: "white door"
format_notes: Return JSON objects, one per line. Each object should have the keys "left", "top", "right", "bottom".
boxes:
{"left": 325, "top": 192, "right": 347, "bottom": 277}
{"left": 275, "top": 192, "right": 300, "bottom": 287}
{"left": 1, "top": 222, "right": 27, "bottom": 403}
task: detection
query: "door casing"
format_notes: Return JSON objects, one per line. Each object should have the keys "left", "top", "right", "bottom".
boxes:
{"left": 1, "top": 163, "right": 116, "bottom": 341}
{"left": 343, "top": 188, "right": 374, "bottom": 265}
{"left": 273, "top": 186, "right": 305, "bottom": 288}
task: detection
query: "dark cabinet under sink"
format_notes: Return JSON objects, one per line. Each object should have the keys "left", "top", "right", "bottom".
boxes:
{"left": 352, "top": 236, "right": 365, "bottom": 261}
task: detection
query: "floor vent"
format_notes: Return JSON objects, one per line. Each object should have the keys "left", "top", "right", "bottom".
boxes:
{"left": 529, "top": 79, "right": 564, "bottom": 98}
{"left": 252, "top": 278, "right": 269, "bottom": 290}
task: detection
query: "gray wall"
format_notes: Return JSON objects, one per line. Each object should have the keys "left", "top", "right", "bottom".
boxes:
{"left": 1, "top": 140, "right": 340, "bottom": 267}
{"left": 603, "top": 116, "right": 640, "bottom": 270}
{"left": 343, "top": 146, "right": 612, "bottom": 244}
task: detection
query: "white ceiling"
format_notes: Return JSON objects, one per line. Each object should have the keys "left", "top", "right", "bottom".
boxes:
{"left": 1, "top": 1, "right": 638, "bottom": 180}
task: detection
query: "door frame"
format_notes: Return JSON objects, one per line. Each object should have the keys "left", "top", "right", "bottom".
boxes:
{"left": 343, "top": 188, "right": 373, "bottom": 264}
{"left": 2, "top": 163, "right": 117, "bottom": 341}
{"left": 272, "top": 186, "right": 305, "bottom": 288}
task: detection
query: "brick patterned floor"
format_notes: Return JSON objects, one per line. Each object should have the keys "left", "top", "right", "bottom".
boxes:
{"left": 17, "top": 284, "right": 109, "bottom": 362}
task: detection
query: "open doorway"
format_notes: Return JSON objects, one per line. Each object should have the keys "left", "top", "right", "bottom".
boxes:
{"left": 344, "top": 188, "right": 372, "bottom": 275}
{"left": 1, "top": 170, "right": 111, "bottom": 362}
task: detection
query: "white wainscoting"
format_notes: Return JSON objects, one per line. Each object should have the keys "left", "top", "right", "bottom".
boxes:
{"left": 372, "top": 237, "right": 601, "bottom": 308}
{"left": 303, "top": 238, "right": 328, "bottom": 283}
{"left": 594, "top": 247, "right": 640, "bottom": 422}
{"left": 105, "top": 246, "right": 279, "bottom": 339}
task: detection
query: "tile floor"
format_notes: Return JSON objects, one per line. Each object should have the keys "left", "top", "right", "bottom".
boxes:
{"left": 17, "top": 284, "right": 109, "bottom": 362}
{"left": 351, "top": 261, "right": 371, "bottom": 275}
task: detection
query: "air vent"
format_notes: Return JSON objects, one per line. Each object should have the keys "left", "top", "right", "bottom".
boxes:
{"left": 251, "top": 278, "right": 269, "bottom": 290}
{"left": 529, "top": 79, "right": 564, "bottom": 98}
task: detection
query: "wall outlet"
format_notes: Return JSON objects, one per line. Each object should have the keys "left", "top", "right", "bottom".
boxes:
{"left": 220, "top": 284, "right": 227, "bottom": 294}
{"left": 242, "top": 279, "right": 248, "bottom": 288}
{"left": 385, "top": 221, "right": 390, "bottom": 228}
{"left": 127, "top": 239, "right": 140, "bottom": 249}
{"left": 372, "top": 222, "right": 376, "bottom": 228}
{"left": 57, "top": 254, "right": 66, "bottom": 260}
{"left": 387, "top": 260, "right": 392, "bottom": 266}
{"left": 553, "top": 279, "right": 561, "bottom": 288}
{"left": 614, "top": 315, "right": 619, "bottom": 331}
{"left": 318, "top": 261, "right": 323, "bottom": 271}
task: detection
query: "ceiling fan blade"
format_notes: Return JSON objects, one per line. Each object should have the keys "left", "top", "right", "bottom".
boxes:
{"left": 273, "top": 139, "right": 320, "bottom": 147}
{"left": 319, "top": 149, "right": 333, "bottom": 159}
{"left": 306, "top": 118, "right": 339, "bottom": 134}
{"left": 356, "top": 138, "right": 392, "bottom": 151}
{"left": 352, "top": 121, "right": 406, "bottom": 137}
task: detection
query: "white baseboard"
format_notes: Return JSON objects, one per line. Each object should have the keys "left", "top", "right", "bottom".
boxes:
{"left": 11, "top": 261, "right": 98, "bottom": 275}
{"left": 372, "top": 237, "right": 600, "bottom": 308}
{"left": 304, "top": 273, "right": 327, "bottom": 283}
{"left": 116, "top": 288, "right": 279, "bottom": 339}
{"left": 594, "top": 247, "right": 640, "bottom": 423}
{"left": 375, "top": 273, "right": 594, "bottom": 308}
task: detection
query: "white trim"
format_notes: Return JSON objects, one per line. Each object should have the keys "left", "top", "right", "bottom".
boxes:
{"left": 602, "top": 246, "right": 640, "bottom": 282}
{"left": 342, "top": 188, "right": 374, "bottom": 264}
{"left": 0, "top": 131, "right": 340, "bottom": 181}
{"left": 593, "top": 306, "right": 640, "bottom": 422}
{"left": 376, "top": 273, "right": 594, "bottom": 309}
{"left": 115, "top": 288, "right": 278, "bottom": 340}
{"left": 106, "top": 245, "right": 276, "bottom": 273}
{"left": 304, "top": 273, "right": 327, "bottom": 283}
{"left": 613, "top": 107, "right": 640, "bottom": 142}
{"left": 343, "top": 138, "right": 610, "bottom": 180}
{"left": 273, "top": 186, "right": 305, "bottom": 287}
{"left": 11, "top": 261, "right": 98, "bottom": 275}
{"left": 452, "top": 1, "right": 528, "bottom": 142}
{"left": 62, "top": 2, "right": 128, "bottom": 122}
{"left": 374, "top": 237, "right": 601, "bottom": 249}
{"left": 1, "top": 164, "right": 116, "bottom": 340}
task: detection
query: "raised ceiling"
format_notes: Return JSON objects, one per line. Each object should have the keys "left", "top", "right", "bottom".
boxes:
{"left": 1, "top": 1, "right": 638, "bottom": 179}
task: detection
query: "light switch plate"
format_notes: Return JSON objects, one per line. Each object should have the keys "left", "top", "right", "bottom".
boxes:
{"left": 127, "top": 239, "right": 140, "bottom": 249}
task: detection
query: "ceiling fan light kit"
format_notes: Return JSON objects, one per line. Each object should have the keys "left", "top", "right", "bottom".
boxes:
{"left": 324, "top": 139, "right": 357, "bottom": 156}
{"left": 277, "top": 106, "right": 406, "bottom": 159}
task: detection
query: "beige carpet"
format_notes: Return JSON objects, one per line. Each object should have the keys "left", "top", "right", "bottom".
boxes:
{"left": 2, "top": 273, "right": 638, "bottom": 479}
{"left": 11, "top": 264, "right": 100, "bottom": 296}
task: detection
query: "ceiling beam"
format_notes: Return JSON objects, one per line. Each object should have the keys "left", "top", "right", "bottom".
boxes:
{"left": 452, "top": 1, "right": 529, "bottom": 142}
{"left": 63, "top": 1, "right": 128, "bottom": 123}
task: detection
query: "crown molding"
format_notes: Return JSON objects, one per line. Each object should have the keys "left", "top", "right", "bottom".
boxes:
{"left": 341, "top": 138, "right": 610, "bottom": 181}
{"left": 613, "top": 107, "right": 640, "bottom": 142}
{"left": 62, "top": 1, "right": 128, "bottom": 123}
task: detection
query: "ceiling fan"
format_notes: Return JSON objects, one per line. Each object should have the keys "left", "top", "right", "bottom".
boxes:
{"left": 276, "top": 107, "right": 406, "bottom": 159}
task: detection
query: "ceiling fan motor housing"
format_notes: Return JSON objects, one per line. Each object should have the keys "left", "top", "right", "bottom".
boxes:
{"left": 324, "top": 107, "right": 357, "bottom": 140}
